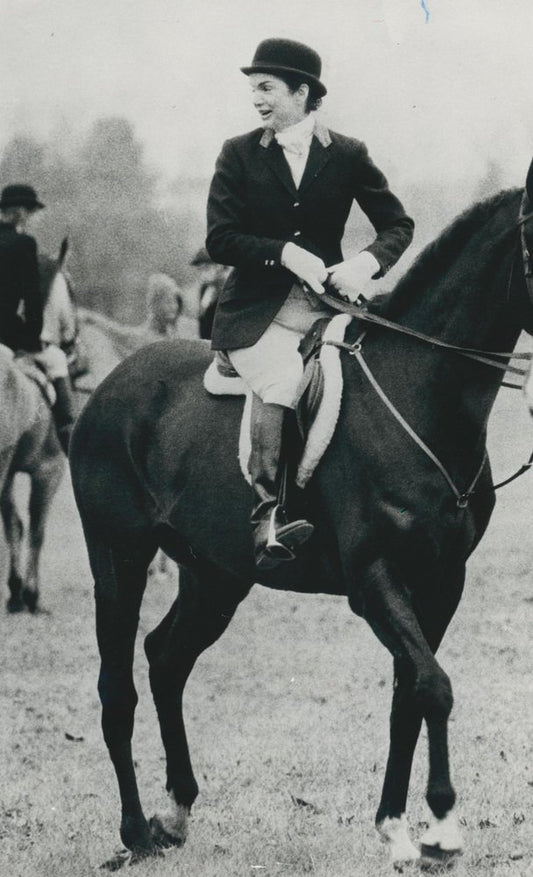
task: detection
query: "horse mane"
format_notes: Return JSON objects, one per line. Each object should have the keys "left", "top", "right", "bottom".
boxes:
{"left": 39, "top": 254, "right": 58, "bottom": 306}
{"left": 385, "top": 188, "right": 521, "bottom": 317}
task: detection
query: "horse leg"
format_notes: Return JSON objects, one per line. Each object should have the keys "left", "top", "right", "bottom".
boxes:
{"left": 23, "top": 461, "right": 65, "bottom": 613}
{"left": 93, "top": 539, "right": 157, "bottom": 857}
{"left": 1, "top": 474, "right": 25, "bottom": 613}
{"left": 355, "top": 558, "right": 463, "bottom": 867}
{"left": 144, "top": 561, "right": 250, "bottom": 848}
{"left": 374, "top": 657, "right": 423, "bottom": 864}
{"left": 375, "top": 572, "right": 465, "bottom": 866}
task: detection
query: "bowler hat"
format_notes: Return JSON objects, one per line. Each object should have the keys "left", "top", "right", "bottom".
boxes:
{"left": 0, "top": 184, "right": 45, "bottom": 211}
{"left": 241, "top": 38, "right": 327, "bottom": 97}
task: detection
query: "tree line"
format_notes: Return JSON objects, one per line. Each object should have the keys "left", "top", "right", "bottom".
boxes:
{"left": 0, "top": 117, "right": 207, "bottom": 322}
{"left": 1, "top": 116, "right": 506, "bottom": 320}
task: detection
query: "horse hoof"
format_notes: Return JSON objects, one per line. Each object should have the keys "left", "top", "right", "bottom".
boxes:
{"left": 419, "top": 811, "right": 463, "bottom": 870}
{"left": 22, "top": 589, "right": 39, "bottom": 614}
{"left": 130, "top": 843, "right": 164, "bottom": 863}
{"left": 99, "top": 849, "right": 131, "bottom": 871}
{"left": 377, "top": 815, "right": 420, "bottom": 868}
{"left": 6, "top": 596, "right": 25, "bottom": 613}
{"left": 420, "top": 844, "right": 463, "bottom": 870}
{"left": 149, "top": 813, "right": 187, "bottom": 848}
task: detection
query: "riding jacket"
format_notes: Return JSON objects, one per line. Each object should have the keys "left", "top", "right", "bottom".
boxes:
{"left": 206, "top": 120, "right": 414, "bottom": 351}
{"left": 0, "top": 222, "right": 43, "bottom": 353}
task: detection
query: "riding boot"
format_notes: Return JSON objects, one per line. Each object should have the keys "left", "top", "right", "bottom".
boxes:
{"left": 51, "top": 376, "right": 75, "bottom": 455}
{"left": 249, "top": 398, "right": 314, "bottom": 570}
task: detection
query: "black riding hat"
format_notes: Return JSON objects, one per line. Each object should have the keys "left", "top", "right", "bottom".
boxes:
{"left": 0, "top": 184, "right": 45, "bottom": 211}
{"left": 241, "top": 38, "right": 327, "bottom": 97}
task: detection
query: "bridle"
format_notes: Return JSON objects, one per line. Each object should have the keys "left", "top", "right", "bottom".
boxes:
{"left": 318, "top": 191, "right": 533, "bottom": 508}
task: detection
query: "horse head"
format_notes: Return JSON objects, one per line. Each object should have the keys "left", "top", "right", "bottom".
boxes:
{"left": 39, "top": 237, "right": 78, "bottom": 353}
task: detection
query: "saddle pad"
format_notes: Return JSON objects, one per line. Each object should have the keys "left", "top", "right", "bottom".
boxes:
{"left": 203, "top": 314, "right": 352, "bottom": 489}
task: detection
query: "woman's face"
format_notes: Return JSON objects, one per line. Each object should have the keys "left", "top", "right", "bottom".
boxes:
{"left": 248, "top": 73, "right": 307, "bottom": 132}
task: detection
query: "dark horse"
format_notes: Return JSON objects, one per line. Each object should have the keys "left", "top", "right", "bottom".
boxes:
{"left": 70, "top": 163, "right": 533, "bottom": 867}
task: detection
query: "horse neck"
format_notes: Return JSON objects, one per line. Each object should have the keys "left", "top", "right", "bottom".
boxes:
{"left": 42, "top": 270, "right": 77, "bottom": 347}
{"left": 354, "top": 191, "right": 530, "bottom": 450}
{"left": 389, "top": 190, "right": 524, "bottom": 357}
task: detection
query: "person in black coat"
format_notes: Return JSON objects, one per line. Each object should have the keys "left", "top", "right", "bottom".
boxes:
{"left": 0, "top": 184, "right": 75, "bottom": 453}
{"left": 0, "top": 184, "right": 44, "bottom": 353}
{"left": 206, "top": 38, "right": 414, "bottom": 570}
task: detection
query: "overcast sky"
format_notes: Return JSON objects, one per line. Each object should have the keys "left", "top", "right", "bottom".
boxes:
{"left": 1, "top": 0, "right": 532, "bottom": 193}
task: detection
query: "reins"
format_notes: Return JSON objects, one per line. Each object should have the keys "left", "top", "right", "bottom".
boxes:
{"left": 317, "top": 197, "right": 533, "bottom": 508}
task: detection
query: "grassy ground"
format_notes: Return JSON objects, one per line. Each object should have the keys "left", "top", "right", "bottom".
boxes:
{"left": 1, "top": 385, "right": 533, "bottom": 876}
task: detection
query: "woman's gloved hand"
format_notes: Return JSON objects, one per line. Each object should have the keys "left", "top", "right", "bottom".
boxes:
{"left": 327, "top": 251, "right": 381, "bottom": 302}
{"left": 281, "top": 242, "right": 328, "bottom": 294}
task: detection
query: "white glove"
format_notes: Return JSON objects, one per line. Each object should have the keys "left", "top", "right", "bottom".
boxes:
{"left": 281, "top": 242, "right": 328, "bottom": 294}
{"left": 34, "top": 345, "right": 69, "bottom": 379}
{"left": 327, "top": 251, "right": 381, "bottom": 302}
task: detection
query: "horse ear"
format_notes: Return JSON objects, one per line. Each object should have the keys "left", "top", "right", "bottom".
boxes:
{"left": 526, "top": 159, "right": 533, "bottom": 204}
{"left": 58, "top": 237, "right": 69, "bottom": 267}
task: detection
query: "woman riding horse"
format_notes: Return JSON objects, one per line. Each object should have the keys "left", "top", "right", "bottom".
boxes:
{"left": 69, "top": 162, "right": 533, "bottom": 865}
{"left": 0, "top": 183, "right": 75, "bottom": 453}
{"left": 206, "top": 38, "right": 414, "bottom": 569}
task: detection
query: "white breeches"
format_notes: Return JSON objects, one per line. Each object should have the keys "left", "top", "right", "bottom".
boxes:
{"left": 228, "top": 284, "right": 331, "bottom": 408}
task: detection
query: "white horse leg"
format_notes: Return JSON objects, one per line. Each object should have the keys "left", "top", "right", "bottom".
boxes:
{"left": 377, "top": 814, "right": 420, "bottom": 867}
{"left": 419, "top": 808, "right": 463, "bottom": 865}
{"left": 1, "top": 476, "right": 25, "bottom": 613}
{"left": 25, "top": 459, "right": 65, "bottom": 612}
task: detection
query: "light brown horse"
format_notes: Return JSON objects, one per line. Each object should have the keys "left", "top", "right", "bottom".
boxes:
{"left": 0, "top": 247, "right": 76, "bottom": 612}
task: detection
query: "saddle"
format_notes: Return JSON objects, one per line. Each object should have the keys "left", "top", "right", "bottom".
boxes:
{"left": 203, "top": 314, "right": 353, "bottom": 488}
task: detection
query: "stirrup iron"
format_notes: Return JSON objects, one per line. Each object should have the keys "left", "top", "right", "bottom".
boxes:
{"left": 265, "top": 505, "right": 297, "bottom": 561}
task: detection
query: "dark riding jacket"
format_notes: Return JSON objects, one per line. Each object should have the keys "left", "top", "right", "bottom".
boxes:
{"left": 0, "top": 222, "right": 43, "bottom": 353}
{"left": 206, "top": 120, "right": 414, "bottom": 351}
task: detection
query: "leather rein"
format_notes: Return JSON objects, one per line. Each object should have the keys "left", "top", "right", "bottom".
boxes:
{"left": 318, "top": 196, "right": 533, "bottom": 508}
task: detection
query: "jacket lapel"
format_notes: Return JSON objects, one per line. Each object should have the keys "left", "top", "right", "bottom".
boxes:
{"left": 298, "top": 136, "right": 332, "bottom": 193}
{"left": 259, "top": 120, "right": 333, "bottom": 196}
{"left": 260, "top": 138, "right": 298, "bottom": 197}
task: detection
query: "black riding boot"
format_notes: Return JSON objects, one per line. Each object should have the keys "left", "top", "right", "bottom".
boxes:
{"left": 249, "top": 398, "right": 314, "bottom": 571}
{"left": 51, "top": 376, "right": 75, "bottom": 455}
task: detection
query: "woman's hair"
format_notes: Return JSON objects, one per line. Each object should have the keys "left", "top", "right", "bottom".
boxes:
{"left": 277, "top": 72, "right": 323, "bottom": 112}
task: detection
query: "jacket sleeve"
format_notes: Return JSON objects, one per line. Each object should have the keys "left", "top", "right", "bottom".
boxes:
{"left": 19, "top": 235, "right": 43, "bottom": 351}
{"left": 351, "top": 142, "right": 414, "bottom": 277}
{"left": 206, "top": 139, "right": 286, "bottom": 268}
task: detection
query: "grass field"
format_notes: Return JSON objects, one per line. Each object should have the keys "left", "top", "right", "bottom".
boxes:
{"left": 1, "top": 383, "right": 533, "bottom": 876}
